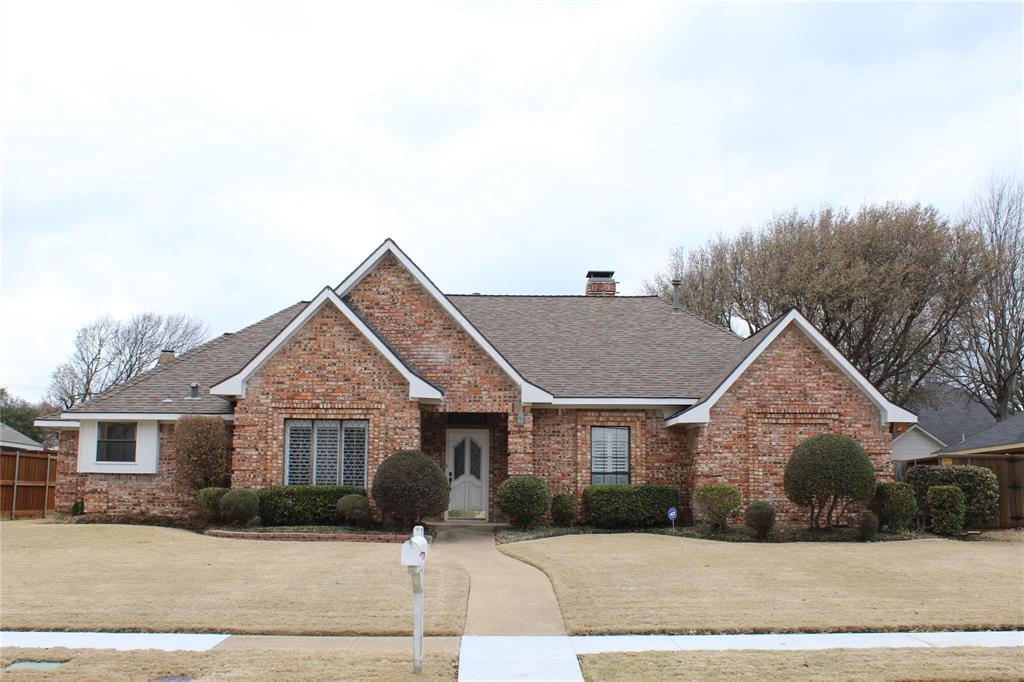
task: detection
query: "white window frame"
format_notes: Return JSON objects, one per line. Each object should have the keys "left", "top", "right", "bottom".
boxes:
{"left": 591, "top": 426, "right": 630, "bottom": 484}
{"left": 284, "top": 418, "right": 368, "bottom": 487}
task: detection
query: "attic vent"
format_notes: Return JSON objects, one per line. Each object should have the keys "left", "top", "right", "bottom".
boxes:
{"left": 187, "top": 383, "right": 200, "bottom": 400}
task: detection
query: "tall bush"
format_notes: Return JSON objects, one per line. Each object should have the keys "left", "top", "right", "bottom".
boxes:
{"left": 928, "top": 485, "right": 966, "bottom": 536}
{"left": 582, "top": 484, "right": 679, "bottom": 528}
{"left": 692, "top": 484, "right": 741, "bottom": 530}
{"left": 371, "top": 451, "right": 449, "bottom": 527}
{"left": 784, "top": 433, "right": 876, "bottom": 528}
{"left": 870, "top": 482, "right": 918, "bottom": 532}
{"left": 497, "top": 476, "right": 550, "bottom": 529}
{"left": 173, "top": 416, "right": 230, "bottom": 491}
{"left": 905, "top": 465, "right": 999, "bottom": 529}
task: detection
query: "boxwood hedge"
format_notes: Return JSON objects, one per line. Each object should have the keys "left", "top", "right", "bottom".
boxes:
{"left": 904, "top": 465, "right": 999, "bottom": 529}
{"left": 582, "top": 484, "right": 679, "bottom": 528}
{"left": 257, "top": 485, "right": 366, "bottom": 526}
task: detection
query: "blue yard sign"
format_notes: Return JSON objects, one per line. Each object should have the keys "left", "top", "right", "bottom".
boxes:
{"left": 667, "top": 506, "right": 678, "bottom": 529}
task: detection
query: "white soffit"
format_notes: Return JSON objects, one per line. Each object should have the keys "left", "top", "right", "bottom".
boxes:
{"left": 210, "top": 286, "right": 443, "bottom": 401}
{"left": 665, "top": 310, "right": 918, "bottom": 427}
{"left": 335, "top": 239, "right": 553, "bottom": 404}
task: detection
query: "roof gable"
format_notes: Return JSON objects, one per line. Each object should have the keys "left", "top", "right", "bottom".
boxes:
{"left": 210, "top": 287, "right": 442, "bottom": 401}
{"left": 665, "top": 309, "right": 917, "bottom": 426}
{"left": 336, "top": 239, "right": 553, "bottom": 403}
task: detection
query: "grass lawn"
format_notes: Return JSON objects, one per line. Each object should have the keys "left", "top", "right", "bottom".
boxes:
{"left": 0, "top": 647, "right": 457, "bottom": 681}
{"left": 0, "top": 523, "right": 469, "bottom": 635}
{"left": 499, "top": 534, "right": 1024, "bottom": 635}
{"left": 578, "top": 647, "right": 1024, "bottom": 681}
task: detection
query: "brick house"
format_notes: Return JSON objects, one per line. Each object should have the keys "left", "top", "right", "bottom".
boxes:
{"left": 39, "top": 239, "right": 915, "bottom": 523}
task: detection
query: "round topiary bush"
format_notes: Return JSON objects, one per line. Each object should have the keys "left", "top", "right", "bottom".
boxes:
{"left": 497, "top": 476, "right": 551, "bottom": 529}
{"left": 196, "top": 487, "right": 229, "bottom": 523}
{"left": 857, "top": 512, "right": 879, "bottom": 542}
{"left": 744, "top": 501, "right": 775, "bottom": 540}
{"left": 784, "top": 433, "right": 877, "bottom": 529}
{"left": 870, "top": 482, "right": 918, "bottom": 532}
{"left": 550, "top": 493, "right": 578, "bottom": 527}
{"left": 337, "top": 493, "right": 371, "bottom": 527}
{"left": 219, "top": 488, "right": 259, "bottom": 526}
{"left": 371, "top": 451, "right": 449, "bottom": 527}
{"left": 692, "top": 483, "right": 741, "bottom": 530}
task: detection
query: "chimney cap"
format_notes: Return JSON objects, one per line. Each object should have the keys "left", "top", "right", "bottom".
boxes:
{"left": 586, "top": 270, "right": 615, "bottom": 279}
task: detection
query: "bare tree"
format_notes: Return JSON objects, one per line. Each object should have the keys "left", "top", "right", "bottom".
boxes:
{"left": 48, "top": 314, "right": 208, "bottom": 408}
{"left": 941, "top": 176, "right": 1024, "bottom": 420}
{"left": 646, "top": 203, "right": 986, "bottom": 404}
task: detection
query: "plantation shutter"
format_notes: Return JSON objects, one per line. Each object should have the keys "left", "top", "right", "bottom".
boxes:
{"left": 341, "top": 420, "right": 368, "bottom": 487}
{"left": 285, "top": 419, "right": 313, "bottom": 485}
{"left": 591, "top": 426, "right": 629, "bottom": 484}
{"left": 314, "top": 420, "right": 341, "bottom": 485}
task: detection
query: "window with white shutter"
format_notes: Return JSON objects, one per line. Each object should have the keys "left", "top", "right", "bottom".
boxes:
{"left": 285, "top": 418, "right": 368, "bottom": 487}
{"left": 591, "top": 426, "right": 629, "bottom": 484}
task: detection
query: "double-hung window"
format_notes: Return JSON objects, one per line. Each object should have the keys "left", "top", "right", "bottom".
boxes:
{"left": 591, "top": 426, "right": 629, "bottom": 484}
{"left": 285, "top": 419, "right": 368, "bottom": 486}
{"left": 97, "top": 422, "right": 137, "bottom": 463}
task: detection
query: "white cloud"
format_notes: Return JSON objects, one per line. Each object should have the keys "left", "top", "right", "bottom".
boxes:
{"left": 2, "top": 0, "right": 1020, "bottom": 400}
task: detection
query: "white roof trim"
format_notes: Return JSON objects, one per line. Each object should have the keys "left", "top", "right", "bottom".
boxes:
{"left": 60, "top": 413, "right": 234, "bottom": 421}
{"left": 210, "top": 286, "right": 443, "bottom": 401}
{"left": 548, "top": 397, "right": 699, "bottom": 408}
{"left": 665, "top": 309, "right": 918, "bottom": 427}
{"left": 335, "top": 239, "right": 554, "bottom": 404}
{"left": 34, "top": 419, "right": 81, "bottom": 429}
{"left": 893, "top": 424, "right": 947, "bottom": 449}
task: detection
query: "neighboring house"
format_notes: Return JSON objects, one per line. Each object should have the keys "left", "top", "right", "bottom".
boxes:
{"left": 37, "top": 239, "right": 915, "bottom": 523}
{"left": 0, "top": 423, "right": 44, "bottom": 452}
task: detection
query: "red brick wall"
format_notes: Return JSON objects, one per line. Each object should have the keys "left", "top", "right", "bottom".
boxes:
{"left": 54, "top": 426, "right": 196, "bottom": 516}
{"left": 691, "top": 325, "right": 894, "bottom": 524}
{"left": 232, "top": 304, "right": 421, "bottom": 490}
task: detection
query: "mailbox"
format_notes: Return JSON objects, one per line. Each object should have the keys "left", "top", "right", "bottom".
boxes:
{"left": 401, "top": 526, "right": 429, "bottom": 567}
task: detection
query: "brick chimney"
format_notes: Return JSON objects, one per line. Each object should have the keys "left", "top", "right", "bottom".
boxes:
{"left": 585, "top": 270, "right": 616, "bottom": 296}
{"left": 158, "top": 349, "right": 176, "bottom": 365}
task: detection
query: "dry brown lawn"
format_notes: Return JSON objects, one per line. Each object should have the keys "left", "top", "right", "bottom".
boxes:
{"left": 578, "top": 647, "right": 1024, "bottom": 681}
{"left": 0, "top": 646, "right": 457, "bottom": 681}
{"left": 0, "top": 524, "right": 469, "bottom": 635}
{"left": 499, "top": 534, "right": 1024, "bottom": 634}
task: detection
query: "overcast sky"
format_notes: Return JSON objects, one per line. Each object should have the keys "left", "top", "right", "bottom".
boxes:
{"left": 2, "top": 1, "right": 1021, "bottom": 402}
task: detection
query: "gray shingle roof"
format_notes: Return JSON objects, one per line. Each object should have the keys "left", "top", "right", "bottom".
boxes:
{"left": 942, "top": 412, "right": 1024, "bottom": 454}
{"left": 448, "top": 295, "right": 743, "bottom": 397}
{"left": 0, "top": 423, "right": 43, "bottom": 449}
{"left": 904, "top": 383, "right": 997, "bottom": 448}
{"left": 63, "top": 302, "right": 307, "bottom": 415}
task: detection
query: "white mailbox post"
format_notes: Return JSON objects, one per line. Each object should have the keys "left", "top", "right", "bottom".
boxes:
{"left": 401, "top": 525, "right": 429, "bottom": 673}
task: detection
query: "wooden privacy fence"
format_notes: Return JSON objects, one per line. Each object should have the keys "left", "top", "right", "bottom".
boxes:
{"left": 1, "top": 450, "right": 59, "bottom": 519}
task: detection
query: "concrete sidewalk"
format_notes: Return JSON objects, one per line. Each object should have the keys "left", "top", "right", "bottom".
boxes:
{"left": 435, "top": 525, "right": 565, "bottom": 636}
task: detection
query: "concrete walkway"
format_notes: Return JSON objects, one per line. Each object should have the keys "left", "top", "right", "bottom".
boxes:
{"left": 435, "top": 525, "right": 565, "bottom": 636}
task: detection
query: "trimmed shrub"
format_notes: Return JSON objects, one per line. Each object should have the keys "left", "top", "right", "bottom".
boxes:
{"left": 870, "top": 482, "right": 918, "bottom": 532}
{"left": 692, "top": 484, "right": 741, "bottom": 530}
{"left": 857, "top": 512, "right": 879, "bottom": 542}
{"left": 928, "top": 485, "right": 966, "bottom": 536}
{"left": 744, "top": 501, "right": 775, "bottom": 540}
{"left": 70, "top": 499, "right": 84, "bottom": 516}
{"left": 551, "top": 493, "right": 579, "bottom": 527}
{"left": 371, "top": 451, "right": 449, "bottom": 527}
{"left": 497, "top": 476, "right": 550, "bottom": 529}
{"left": 197, "top": 486, "right": 229, "bottom": 522}
{"left": 220, "top": 488, "right": 259, "bottom": 526}
{"left": 337, "top": 494, "right": 371, "bottom": 527}
{"left": 905, "top": 465, "right": 999, "bottom": 529}
{"left": 257, "top": 485, "right": 366, "bottom": 526}
{"left": 582, "top": 484, "right": 679, "bottom": 528}
{"left": 173, "top": 416, "right": 230, "bottom": 491}
{"left": 784, "top": 434, "right": 877, "bottom": 528}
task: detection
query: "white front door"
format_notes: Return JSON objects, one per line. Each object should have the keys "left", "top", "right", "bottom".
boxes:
{"left": 445, "top": 429, "right": 488, "bottom": 520}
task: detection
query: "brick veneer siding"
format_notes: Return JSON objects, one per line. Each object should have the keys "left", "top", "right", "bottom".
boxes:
{"left": 690, "top": 325, "right": 894, "bottom": 525}
{"left": 231, "top": 304, "right": 421, "bottom": 491}
{"left": 54, "top": 425, "right": 196, "bottom": 516}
